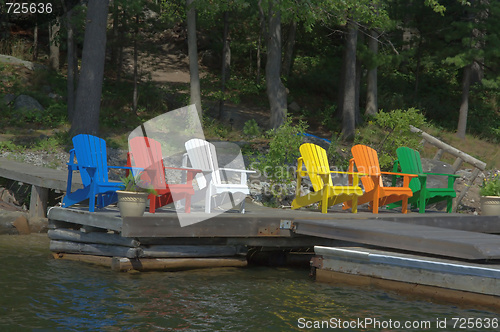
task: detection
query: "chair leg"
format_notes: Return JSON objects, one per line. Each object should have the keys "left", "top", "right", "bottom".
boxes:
{"left": 240, "top": 199, "right": 246, "bottom": 214}
{"left": 184, "top": 195, "right": 191, "bottom": 213}
{"left": 402, "top": 197, "right": 408, "bottom": 214}
{"left": 149, "top": 195, "right": 156, "bottom": 213}
{"left": 321, "top": 193, "right": 329, "bottom": 213}
{"left": 372, "top": 194, "right": 380, "bottom": 214}
{"left": 419, "top": 197, "right": 426, "bottom": 214}
{"left": 351, "top": 195, "right": 358, "bottom": 213}
{"left": 205, "top": 186, "right": 212, "bottom": 213}
{"left": 447, "top": 198, "right": 453, "bottom": 213}
{"left": 89, "top": 186, "right": 96, "bottom": 212}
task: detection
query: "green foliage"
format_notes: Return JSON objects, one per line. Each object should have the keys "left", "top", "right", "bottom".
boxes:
{"left": 202, "top": 116, "right": 230, "bottom": 139}
{"left": 251, "top": 116, "right": 308, "bottom": 201}
{"left": 242, "top": 119, "right": 261, "bottom": 137}
{"left": 327, "top": 135, "right": 350, "bottom": 171}
{"left": 480, "top": 172, "right": 500, "bottom": 197}
{"left": 202, "top": 74, "right": 265, "bottom": 105}
{"left": 120, "top": 172, "right": 157, "bottom": 195}
{"left": 0, "top": 36, "right": 31, "bottom": 60}
{"left": 0, "top": 140, "right": 24, "bottom": 153}
{"left": 357, "top": 108, "right": 426, "bottom": 169}
{"left": 31, "top": 137, "right": 63, "bottom": 153}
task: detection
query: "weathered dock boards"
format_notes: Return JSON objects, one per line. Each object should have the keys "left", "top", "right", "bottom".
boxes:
{"left": 374, "top": 213, "right": 500, "bottom": 234}
{"left": 0, "top": 157, "right": 83, "bottom": 219}
{"left": 47, "top": 205, "right": 341, "bottom": 271}
{"left": 48, "top": 206, "right": 122, "bottom": 232}
{"left": 294, "top": 218, "right": 500, "bottom": 260}
{"left": 313, "top": 246, "right": 500, "bottom": 311}
{"left": 47, "top": 206, "right": 341, "bottom": 248}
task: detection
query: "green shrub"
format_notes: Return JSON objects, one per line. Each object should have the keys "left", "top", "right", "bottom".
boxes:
{"left": 356, "top": 107, "right": 426, "bottom": 169}
{"left": 327, "top": 135, "right": 350, "bottom": 170}
{"left": 202, "top": 116, "right": 230, "bottom": 139}
{"left": 251, "top": 116, "right": 308, "bottom": 202}
{"left": 243, "top": 119, "right": 261, "bottom": 137}
{"left": 480, "top": 172, "right": 500, "bottom": 197}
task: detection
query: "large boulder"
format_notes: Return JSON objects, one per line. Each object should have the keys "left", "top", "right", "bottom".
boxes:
{"left": 0, "top": 210, "right": 30, "bottom": 235}
{"left": 0, "top": 54, "right": 46, "bottom": 71}
{"left": 420, "top": 158, "right": 455, "bottom": 188}
{"left": 13, "top": 94, "right": 44, "bottom": 115}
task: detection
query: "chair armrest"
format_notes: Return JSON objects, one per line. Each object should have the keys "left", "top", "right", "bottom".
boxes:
{"left": 329, "top": 170, "right": 368, "bottom": 176}
{"left": 380, "top": 171, "right": 418, "bottom": 178}
{"left": 313, "top": 171, "right": 364, "bottom": 187}
{"left": 219, "top": 168, "right": 256, "bottom": 174}
{"left": 380, "top": 171, "right": 418, "bottom": 187}
{"left": 164, "top": 166, "right": 202, "bottom": 174}
{"left": 108, "top": 166, "right": 135, "bottom": 171}
{"left": 424, "top": 172, "right": 460, "bottom": 178}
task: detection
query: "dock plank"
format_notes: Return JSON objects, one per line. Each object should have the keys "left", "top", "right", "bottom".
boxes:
{"left": 0, "top": 156, "right": 82, "bottom": 191}
{"left": 294, "top": 219, "right": 500, "bottom": 260}
{"left": 375, "top": 213, "right": 500, "bottom": 234}
{"left": 121, "top": 213, "right": 292, "bottom": 238}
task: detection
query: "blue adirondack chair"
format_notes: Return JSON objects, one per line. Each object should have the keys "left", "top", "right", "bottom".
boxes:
{"left": 62, "top": 134, "right": 132, "bottom": 212}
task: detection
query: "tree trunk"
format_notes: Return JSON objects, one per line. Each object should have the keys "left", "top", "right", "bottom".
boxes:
{"left": 49, "top": 18, "right": 60, "bottom": 71}
{"left": 70, "top": 0, "right": 110, "bottom": 137}
{"left": 365, "top": 29, "right": 378, "bottom": 116}
{"left": 186, "top": 0, "right": 202, "bottom": 118}
{"left": 256, "top": 0, "right": 265, "bottom": 83}
{"left": 340, "top": 21, "right": 358, "bottom": 141}
{"left": 117, "top": 10, "right": 126, "bottom": 82}
{"left": 282, "top": 19, "right": 297, "bottom": 79}
{"left": 133, "top": 15, "right": 139, "bottom": 114}
{"left": 32, "top": 22, "right": 38, "bottom": 61}
{"left": 355, "top": 31, "right": 363, "bottom": 125}
{"left": 456, "top": 65, "right": 471, "bottom": 140}
{"left": 218, "top": 10, "right": 231, "bottom": 119}
{"left": 456, "top": 0, "right": 486, "bottom": 140}
{"left": 111, "top": 0, "right": 119, "bottom": 69}
{"left": 65, "top": 0, "right": 77, "bottom": 122}
{"left": 266, "top": 0, "right": 287, "bottom": 129}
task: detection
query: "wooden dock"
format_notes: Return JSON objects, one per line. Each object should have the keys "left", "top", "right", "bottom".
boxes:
{"left": 47, "top": 202, "right": 500, "bottom": 309}
{"left": 0, "top": 157, "right": 82, "bottom": 220}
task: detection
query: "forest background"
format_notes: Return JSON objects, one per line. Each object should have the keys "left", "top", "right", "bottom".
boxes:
{"left": 0, "top": 0, "right": 499, "bottom": 193}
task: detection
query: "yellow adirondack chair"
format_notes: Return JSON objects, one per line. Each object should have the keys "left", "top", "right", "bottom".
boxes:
{"left": 291, "top": 143, "right": 364, "bottom": 213}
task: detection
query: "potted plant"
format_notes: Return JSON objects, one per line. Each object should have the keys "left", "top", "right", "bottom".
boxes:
{"left": 117, "top": 172, "right": 157, "bottom": 218}
{"left": 479, "top": 172, "right": 500, "bottom": 216}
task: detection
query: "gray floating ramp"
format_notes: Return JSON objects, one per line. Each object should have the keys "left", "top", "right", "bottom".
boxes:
{"left": 293, "top": 219, "right": 500, "bottom": 260}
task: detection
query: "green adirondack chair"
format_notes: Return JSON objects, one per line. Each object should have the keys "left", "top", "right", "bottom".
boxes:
{"left": 389, "top": 146, "right": 459, "bottom": 213}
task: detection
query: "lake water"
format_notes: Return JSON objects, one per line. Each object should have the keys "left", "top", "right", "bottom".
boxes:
{"left": 1, "top": 234, "right": 498, "bottom": 331}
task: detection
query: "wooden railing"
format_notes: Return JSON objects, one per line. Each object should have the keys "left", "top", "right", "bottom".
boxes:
{"left": 410, "top": 126, "right": 486, "bottom": 210}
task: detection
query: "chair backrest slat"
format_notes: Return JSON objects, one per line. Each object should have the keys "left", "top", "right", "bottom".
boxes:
{"left": 72, "top": 134, "right": 109, "bottom": 185}
{"left": 396, "top": 146, "right": 423, "bottom": 192}
{"left": 351, "top": 144, "right": 383, "bottom": 191}
{"left": 185, "top": 138, "right": 221, "bottom": 185}
{"left": 300, "top": 143, "right": 333, "bottom": 191}
{"left": 129, "top": 136, "right": 166, "bottom": 188}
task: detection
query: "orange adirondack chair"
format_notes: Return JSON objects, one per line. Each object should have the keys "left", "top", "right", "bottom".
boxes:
{"left": 343, "top": 144, "right": 417, "bottom": 214}
{"left": 126, "top": 136, "right": 200, "bottom": 213}
{"left": 291, "top": 143, "right": 364, "bottom": 213}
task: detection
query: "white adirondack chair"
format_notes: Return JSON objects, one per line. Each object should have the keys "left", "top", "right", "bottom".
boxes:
{"left": 183, "top": 138, "right": 255, "bottom": 213}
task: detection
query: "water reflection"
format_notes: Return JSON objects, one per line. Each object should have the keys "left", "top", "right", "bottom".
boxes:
{"left": 0, "top": 235, "right": 498, "bottom": 331}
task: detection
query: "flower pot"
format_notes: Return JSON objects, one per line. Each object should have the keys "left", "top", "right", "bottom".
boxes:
{"left": 480, "top": 196, "right": 500, "bottom": 216}
{"left": 117, "top": 190, "right": 149, "bottom": 218}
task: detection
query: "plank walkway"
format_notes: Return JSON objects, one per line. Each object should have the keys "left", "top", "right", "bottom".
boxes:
{"left": 48, "top": 203, "right": 500, "bottom": 261}
{"left": 0, "top": 157, "right": 82, "bottom": 219}
{"left": 293, "top": 218, "right": 500, "bottom": 260}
